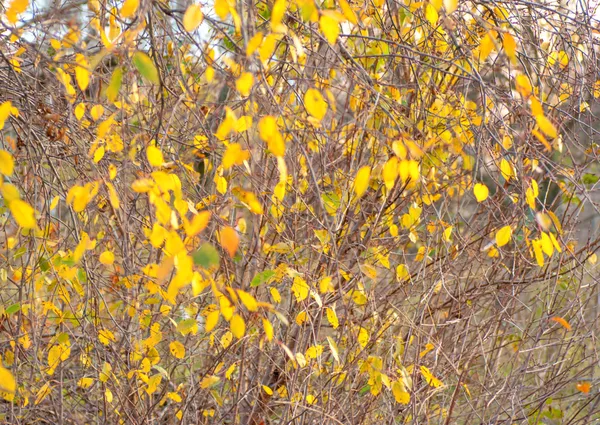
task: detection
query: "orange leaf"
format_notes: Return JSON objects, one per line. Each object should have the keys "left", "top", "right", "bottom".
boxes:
{"left": 576, "top": 382, "right": 591, "bottom": 393}
{"left": 220, "top": 226, "right": 239, "bottom": 257}
{"left": 550, "top": 316, "right": 571, "bottom": 331}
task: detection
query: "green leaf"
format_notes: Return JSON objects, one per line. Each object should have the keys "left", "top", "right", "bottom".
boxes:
{"left": 133, "top": 52, "right": 159, "bottom": 84}
{"left": 5, "top": 303, "right": 20, "bottom": 314}
{"left": 251, "top": 270, "right": 275, "bottom": 287}
{"left": 106, "top": 67, "right": 123, "bottom": 102}
{"left": 582, "top": 173, "right": 599, "bottom": 185}
{"left": 192, "top": 243, "right": 220, "bottom": 268}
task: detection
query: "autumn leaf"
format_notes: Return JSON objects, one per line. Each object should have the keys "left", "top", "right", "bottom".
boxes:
{"left": 169, "top": 341, "right": 185, "bottom": 359}
{"left": 9, "top": 199, "right": 36, "bottom": 229}
{"left": 495, "top": 226, "right": 512, "bottom": 247}
{"left": 120, "top": 0, "right": 139, "bottom": 18}
{"left": 230, "top": 314, "right": 246, "bottom": 338}
{"left": 222, "top": 143, "right": 250, "bottom": 169}
{"left": 473, "top": 183, "right": 489, "bottom": 202}
{"left": 304, "top": 88, "right": 328, "bottom": 121}
{"left": 147, "top": 145, "right": 164, "bottom": 167}
{"left": 183, "top": 4, "right": 203, "bottom": 31}
{"left": 0, "top": 149, "right": 15, "bottom": 176}
{"left": 133, "top": 51, "right": 159, "bottom": 84}
{"left": 219, "top": 226, "right": 239, "bottom": 257}
{"left": 0, "top": 366, "right": 16, "bottom": 393}
{"left": 353, "top": 166, "right": 371, "bottom": 197}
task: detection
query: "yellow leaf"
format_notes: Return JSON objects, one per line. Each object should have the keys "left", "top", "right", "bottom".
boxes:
{"left": 34, "top": 382, "right": 52, "bottom": 405}
{"left": 0, "top": 101, "right": 12, "bottom": 130}
{"left": 262, "top": 385, "right": 273, "bottom": 395}
{"left": 106, "top": 181, "right": 120, "bottom": 209}
{"left": 515, "top": 74, "right": 532, "bottom": 97}
{"left": 185, "top": 211, "right": 211, "bottom": 237}
{"left": 424, "top": 3, "right": 438, "bottom": 25}
{"left": 237, "top": 290, "right": 258, "bottom": 311}
{"left": 357, "top": 327, "right": 369, "bottom": 348}
{"left": 382, "top": 157, "right": 398, "bottom": 190}
{"left": 235, "top": 72, "right": 253, "bottom": 97}
{"left": 99, "top": 250, "right": 115, "bottom": 265}
{"left": 319, "top": 14, "right": 340, "bottom": 45}
{"left": 49, "top": 195, "right": 60, "bottom": 210}
{"left": 222, "top": 143, "right": 250, "bottom": 169}
{"left": 270, "top": 0, "right": 287, "bottom": 30}
{"left": 9, "top": 199, "right": 36, "bottom": 229}
{"left": 495, "top": 225, "right": 512, "bottom": 247}
{"left": 325, "top": 307, "right": 339, "bottom": 328}
{"left": 420, "top": 365, "right": 444, "bottom": 388}
{"left": 532, "top": 239, "right": 544, "bottom": 267}
{"left": 205, "top": 309, "right": 220, "bottom": 332}
{"left": 503, "top": 32, "right": 516, "bottom": 63}
{"left": 219, "top": 226, "right": 239, "bottom": 257}
{"left": 353, "top": 166, "right": 371, "bottom": 197}
{"left": 90, "top": 104, "right": 105, "bottom": 121}
{"left": 78, "top": 377, "right": 93, "bottom": 389}
{"left": 259, "top": 33, "right": 279, "bottom": 64}
{"left": 262, "top": 318, "right": 274, "bottom": 341}
{"left": 530, "top": 97, "right": 543, "bottom": 117}
{"left": 214, "top": 0, "right": 230, "bottom": 20}
{"left": 147, "top": 145, "right": 164, "bottom": 167}
{"left": 392, "top": 381, "right": 410, "bottom": 404}
{"left": 296, "top": 311, "right": 308, "bottom": 325}
{"left": 339, "top": 0, "right": 357, "bottom": 24}
{"left": 6, "top": 0, "right": 28, "bottom": 24}
{"left": 98, "top": 329, "right": 116, "bottom": 345}
{"left": 396, "top": 264, "right": 409, "bottom": 281}
{"left": 0, "top": 366, "right": 16, "bottom": 394}
{"left": 473, "top": 183, "right": 489, "bottom": 202}
{"left": 120, "top": 0, "right": 138, "bottom": 17}
{"left": 200, "top": 375, "right": 220, "bottom": 388}
{"left": 183, "top": 4, "right": 203, "bottom": 31}
{"left": 540, "top": 232, "right": 554, "bottom": 256}
{"left": 304, "top": 88, "right": 328, "bottom": 121}
{"left": 500, "top": 158, "right": 514, "bottom": 181}
{"left": 169, "top": 341, "right": 186, "bottom": 359}
{"left": 478, "top": 32, "right": 496, "bottom": 62}
{"left": 246, "top": 32, "right": 264, "bottom": 57}
{"left": 0, "top": 150, "right": 15, "bottom": 176}
{"left": 75, "top": 54, "right": 90, "bottom": 91}
{"left": 550, "top": 316, "right": 571, "bottom": 331}
{"left": 230, "top": 314, "right": 246, "bottom": 338}
{"left": 326, "top": 336, "right": 340, "bottom": 363}
{"left": 443, "top": 0, "right": 457, "bottom": 13}
{"left": 536, "top": 114, "right": 558, "bottom": 138}
{"left": 291, "top": 277, "right": 310, "bottom": 302}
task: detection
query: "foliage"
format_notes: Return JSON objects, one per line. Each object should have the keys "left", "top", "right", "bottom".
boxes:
{"left": 0, "top": 0, "right": 599, "bottom": 423}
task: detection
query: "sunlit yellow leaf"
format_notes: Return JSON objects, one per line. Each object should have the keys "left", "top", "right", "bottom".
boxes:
{"left": 473, "top": 183, "right": 489, "bottom": 202}
{"left": 500, "top": 158, "right": 514, "bottom": 181}
{"left": 353, "top": 166, "right": 371, "bottom": 197}
{"left": 495, "top": 225, "right": 512, "bottom": 247}
{"left": 0, "top": 366, "right": 16, "bottom": 394}
{"left": 147, "top": 145, "right": 164, "bottom": 167}
{"left": 222, "top": 143, "right": 250, "bottom": 169}
{"left": 34, "top": 382, "right": 52, "bottom": 405}
{"left": 185, "top": 211, "right": 211, "bottom": 237}
{"left": 339, "top": 0, "right": 358, "bottom": 24}
{"left": 9, "top": 199, "right": 36, "bottom": 229}
{"left": 235, "top": 72, "right": 253, "bottom": 97}
{"left": 0, "top": 101, "right": 13, "bottom": 130}
{"left": 78, "top": 377, "right": 93, "bottom": 389}
{"left": 230, "top": 314, "right": 245, "bottom": 338}
{"left": 271, "top": 0, "right": 287, "bottom": 30}
{"left": 424, "top": 3, "right": 438, "bottom": 25}
{"left": 515, "top": 74, "right": 532, "bottom": 97}
{"left": 99, "top": 250, "right": 115, "bottom": 265}
{"left": 443, "top": 0, "right": 457, "bottom": 13}
{"left": 183, "top": 4, "right": 203, "bottom": 31}
{"left": 392, "top": 381, "right": 410, "bottom": 404}
{"left": 98, "top": 329, "right": 116, "bottom": 345}
{"left": 291, "top": 277, "right": 309, "bottom": 302}
{"left": 262, "top": 318, "right": 274, "bottom": 341}
{"left": 382, "top": 157, "right": 398, "bottom": 190}
{"left": 75, "top": 54, "right": 90, "bottom": 91}
{"left": 237, "top": 290, "right": 258, "bottom": 311}
{"left": 0, "top": 150, "right": 15, "bottom": 176}
{"left": 503, "top": 32, "right": 516, "bottom": 63}
{"left": 304, "top": 88, "right": 328, "bottom": 121}
{"left": 319, "top": 14, "right": 340, "bottom": 45}
{"left": 6, "top": 0, "right": 29, "bottom": 24}
{"left": 106, "top": 181, "right": 120, "bottom": 209}
{"left": 325, "top": 307, "right": 339, "bottom": 328}
{"left": 214, "top": 0, "right": 230, "bottom": 20}
{"left": 246, "top": 32, "right": 264, "bottom": 57}
{"left": 536, "top": 114, "right": 558, "bottom": 138}
{"left": 420, "top": 365, "right": 444, "bottom": 388}
{"left": 169, "top": 341, "right": 185, "bottom": 359}
{"left": 120, "top": 0, "right": 138, "bottom": 17}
